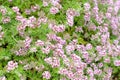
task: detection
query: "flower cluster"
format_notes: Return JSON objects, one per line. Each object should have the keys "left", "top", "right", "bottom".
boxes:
{"left": 49, "top": 24, "right": 65, "bottom": 33}
{"left": 15, "top": 37, "right": 32, "bottom": 56}
{"left": 0, "top": 0, "right": 120, "bottom": 80}
{"left": 66, "top": 8, "right": 79, "bottom": 27}
{"left": 42, "top": 71, "right": 51, "bottom": 79}
{"left": 6, "top": 61, "right": 18, "bottom": 72}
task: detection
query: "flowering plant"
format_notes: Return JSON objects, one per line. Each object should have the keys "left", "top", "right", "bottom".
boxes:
{"left": 0, "top": 0, "right": 120, "bottom": 80}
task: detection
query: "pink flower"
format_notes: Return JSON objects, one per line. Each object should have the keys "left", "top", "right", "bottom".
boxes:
{"left": 2, "top": 17, "right": 11, "bottom": 23}
{"left": 106, "top": 12, "right": 111, "bottom": 19}
{"left": 98, "top": 63, "right": 103, "bottom": 68}
{"left": 51, "top": 24, "right": 65, "bottom": 33}
{"left": 59, "top": 68, "right": 68, "bottom": 75}
{"left": 84, "top": 12, "right": 91, "bottom": 21}
{"left": 0, "top": 7, "right": 7, "bottom": 15}
{"left": 12, "top": 6, "right": 19, "bottom": 13}
{"left": 98, "top": 50, "right": 106, "bottom": 57}
{"left": 114, "top": 60, "right": 120, "bottom": 66}
{"left": 15, "top": 47, "right": 27, "bottom": 56}
{"left": 87, "top": 68, "right": 94, "bottom": 76}
{"left": 51, "top": 57, "right": 60, "bottom": 67}
{"left": 53, "top": 49, "right": 64, "bottom": 58}
{"left": 55, "top": 43, "right": 63, "bottom": 49}
{"left": 45, "top": 57, "right": 60, "bottom": 67}
{"left": 66, "top": 71, "right": 74, "bottom": 79}
{"left": 104, "top": 58, "right": 110, "bottom": 63}
{"left": 50, "top": 7, "right": 59, "bottom": 14}
{"left": 114, "top": 6, "right": 119, "bottom": 15}
{"left": 92, "top": 6, "right": 99, "bottom": 14}
{"left": 15, "top": 15, "right": 24, "bottom": 21}
{"left": 51, "top": 0, "right": 59, "bottom": 6}
{"left": 86, "top": 43, "right": 92, "bottom": 50}
{"left": 29, "top": 16, "right": 36, "bottom": 22}
{"left": 66, "top": 44, "right": 75, "bottom": 54}
{"left": 84, "top": 3, "right": 91, "bottom": 11}
{"left": 71, "top": 53, "right": 81, "bottom": 61}
{"left": 57, "top": 24, "right": 65, "bottom": 32}
{"left": 25, "top": 9, "right": 31, "bottom": 15}
{"left": 76, "top": 45, "right": 86, "bottom": 51}
{"left": 82, "top": 51, "right": 89, "bottom": 59}
{"left": 43, "top": 1, "right": 49, "bottom": 7}
{"left": 66, "top": 8, "right": 77, "bottom": 17}
{"left": 38, "top": 17, "right": 47, "bottom": 24}
{"left": 24, "top": 37, "right": 32, "bottom": 48}
{"left": 6, "top": 61, "right": 18, "bottom": 72}
{"left": 101, "top": 34, "right": 108, "bottom": 44}
{"left": 42, "top": 71, "right": 51, "bottom": 79}
{"left": 107, "top": 7, "right": 113, "bottom": 13}
{"left": 35, "top": 40, "right": 44, "bottom": 47}
{"left": 31, "top": 5, "right": 39, "bottom": 12}
{"left": 96, "top": 46, "right": 102, "bottom": 52}
{"left": 67, "top": 16, "right": 74, "bottom": 26}
{"left": 63, "top": 57, "right": 70, "bottom": 66}
{"left": 47, "top": 33, "right": 57, "bottom": 40}
{"left": 41, "top": 46, "right": 50, "bottom": 54}
{"left": 17, "top": 24, "right": 26, "bottom": 31}
{"left": 44, "top": 57, "right": 52, "bottom": 65}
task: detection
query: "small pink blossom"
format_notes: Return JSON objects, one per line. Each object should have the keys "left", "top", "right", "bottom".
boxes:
{"left": 98, "top": 63, "right": 103, "bottom": 68}
{"left": 53, "top": 49, "right": 64, "bottom": 58}
{"left": 31, "top": 5, "right": 39, "bottom": 12}
{"left": 66, "top": 44, "right": 75, "bottom": 54}
{"left": 44, "top": 57, "right": 52, "bottom": 65}
{"left": 67, "top": 71, "right": 74, "bottom": 79}
{"left": 25, "top": 9, "right": 31, "bottom": 15}
{"left": 84, "top": 12, "right": 91, "bottom": 21}
{"left": 86, "top": 43, "right": 92, "bottom": 50}
{"left": 35, "top": 40, "right": 44, "bottom": 47}
{"left": 6, "top": 61, "right": 18, "bottom": 72}
{"left": 66, "top": 8, "right": 77, "bottom": 17}
{"left": 84, "top": 3, "right": 91, "bottom": 11}
{"left": 114, "top": 60, "right": 120, "bottom": 66}
{"left": 67, "top": 16, "right": 74, "bottom": 26}
{"left": 24, "top": 37, "right": 32, "bottom": 48}
{"left": 2, "top": 17, "right": 11, "bottom": 23}
{"left": 12, "top": 6, "right": 19, "bottom": 13}
{"left": 42, "top": 71, "right": 51, "bottom": 79}
{"left": 106, "top": 12, "right": 111, "bottom": 19}
{"left": 59, "top": 68, "right": 68, "bottom": 75}
{"left": 50, "top": 7, "right": 59, "bottom": 14}
{"left": 43, "top": 1, "right": 49, "bottom": 7}
{"left": 71, "top": 53, "right": 81, "bottom": 61}
{"left": 38, "top": 17, "right": 47, "bottom": 24}
{"left": 104, "top": 58, "right": 110, "bottom": 63}
{"left": 41, "top": 46, "right": 50, "bottom": 54}
{"left": 0, "top": 7, "right": 7, "bottom": 15}
{"left": 52, "top": 57, "right": 60, "bottom": 67}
